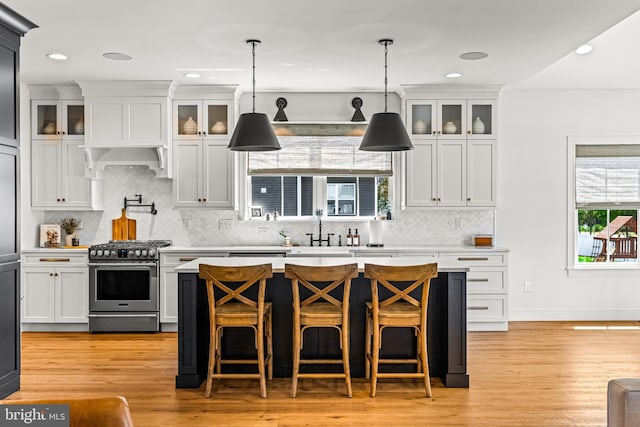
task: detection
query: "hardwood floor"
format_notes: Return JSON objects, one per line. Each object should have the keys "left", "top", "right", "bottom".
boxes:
{"left": 7, "top": 321, "right": 640, "bottom": 426}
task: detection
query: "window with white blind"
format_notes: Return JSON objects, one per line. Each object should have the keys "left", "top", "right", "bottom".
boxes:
{"left": 246, "top": 134, "right": 393, "bottom": 218}
{"left": 569, "top": 137, "right": 640, "bottom": 270}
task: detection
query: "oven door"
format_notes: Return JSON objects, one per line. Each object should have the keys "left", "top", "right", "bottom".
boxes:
{"left": 89, "top": 262, "right": 158, "bottom": 312}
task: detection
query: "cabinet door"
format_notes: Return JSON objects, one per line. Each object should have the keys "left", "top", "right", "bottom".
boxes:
{"left": 173, "top": 141, "right": 202, "bottom": 207}
{"left": 173, "top": 100, "right": 202, "bottom": 139}
{"left": 203, "top": 101, "right": 231, "bottom": 140}
{"left": 406, "top": 100, "right": 436, "bottom": 139}
{"left": 31, "top": 100, "right": 60, "bottom": 140}
{"left": 22, "top": 269, "right": 55, "bottom": 322}
{"left": 467, "top": 100, "right": 496, "bottom": 139}
{"left": 62, "top": 100, "right": 84, "bottom": 140}
{"left": 438, "top": 140, "right": 466, "bottom": 206}
{"left": 31, "top": 139, "right": 61, "bottom": 207}
{"left": 160, "top": 268, "right": 177, "bottom": 323}
{"left": 202, "top": 141, "right": 234, "bottom": 208}
{"left": 56, "top": 268, "right": 88, "bottom": 323}
{"left": 85, "top": 100, "right": 125, "bottom": 145}
{"left": 127, "top": 97, "right": 167, "bottom": 146}
{"left": 405, "top": 140, "right": 436, "bottom": 207}
{"left": 467, "top": 140, "right": 496, "bottom": 206}
{"left": 61, "top": 140, "right": 90, "bottom": 207}
{"left": 437, "top": 100, "right": 466, "bottom": 139}
{"left": 0, "top": 44, "right": 18, "bottom": 147}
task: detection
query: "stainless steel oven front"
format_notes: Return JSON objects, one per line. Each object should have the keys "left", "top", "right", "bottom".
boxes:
{"left": 88, "top": 261, "right": 159, "bottom": 332}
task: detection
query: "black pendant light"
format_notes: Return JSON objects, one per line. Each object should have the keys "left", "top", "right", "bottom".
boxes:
{"left": 228, "top": 39, "right": 281, "bottom": 151}
{"left": 359, "top": 39, "right": 413, "bottom": 152}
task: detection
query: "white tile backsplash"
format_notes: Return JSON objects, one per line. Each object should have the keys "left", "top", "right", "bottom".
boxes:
{"left": 44, "top": 166, "right": 494, "bottom": 247}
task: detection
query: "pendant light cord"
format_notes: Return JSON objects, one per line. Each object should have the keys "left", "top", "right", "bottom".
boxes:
{"left": 251, "top": 41, "right": 256, "bottom": 113}
{"left": 383, "top": 40, "right": 388, "bottom": 113}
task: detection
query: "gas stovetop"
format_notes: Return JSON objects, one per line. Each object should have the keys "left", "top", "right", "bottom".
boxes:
{"left": 89, "top": 240, "right": 171, "bottom": 261}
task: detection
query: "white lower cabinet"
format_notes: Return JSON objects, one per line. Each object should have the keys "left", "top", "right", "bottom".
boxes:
{"left": 21, "top": 251, "right": 88, "bottom": 326}
{"left": 159, "top": 251, "right": 228, "bottom": 326}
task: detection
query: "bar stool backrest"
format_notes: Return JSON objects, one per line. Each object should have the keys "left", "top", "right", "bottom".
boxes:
{"left": 364, "top": 263, "right": 438, "bottom": 311}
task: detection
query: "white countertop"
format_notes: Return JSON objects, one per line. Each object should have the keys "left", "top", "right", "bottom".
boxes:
{"left": 175, "top": 256, "right": 466, "bottom": 274}
{"left": 162, "top": 245, "right": 508, "bottom": 253}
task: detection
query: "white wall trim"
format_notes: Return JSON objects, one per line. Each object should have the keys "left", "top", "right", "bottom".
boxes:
{"left": 510, "top": 308, "right": 640, "bottom": 321}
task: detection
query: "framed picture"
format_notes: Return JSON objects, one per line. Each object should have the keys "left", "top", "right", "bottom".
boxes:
{"left": 250, "top": 206, "right": 263, "bottom": 218}
{"left": 40, "top": 224, "right": 61, "bottom": 247}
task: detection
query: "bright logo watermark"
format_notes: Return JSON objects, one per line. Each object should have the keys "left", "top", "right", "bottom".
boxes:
{"left": 0, "top": 404, "right": 69, "bottom": 427}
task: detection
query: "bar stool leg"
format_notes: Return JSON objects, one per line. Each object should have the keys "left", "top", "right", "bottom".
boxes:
{"left": 266, "top": 308, "right": 273, "bottom": 380}
{"left": 257, "top": 323, "right": 267, "bottom": 398}
{"left": 364, "top": 308, "right": 372, "bottom": 380}
{"left": 370, "top": 324, "right": 380, "bottom": 397}
{"left": 419, "top": 328, "right": 432, "bottom": 398}
{"left": 216, "top": 328, "right": 223, "bottom": 375}
{"left": 205, "top": 325, "right": 217, "bottom": 398}
{"left": 291, "top": 319, "right": 301, "bottom": 397}
{"left": 342, "top": 326, "right": 353, "bottom": 398}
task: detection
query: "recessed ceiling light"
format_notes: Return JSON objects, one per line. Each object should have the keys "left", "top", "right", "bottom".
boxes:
{"left": 184, "top": 73, "right": 200, "bottom": 78}
{"left": 575, "top": 44, "right": 593, "bottom": 55}
{"left": 47, "top": 53, "right": 68, "bottom": 61}
{"left": 459, "top": 51, "right": 488, "bottom": 60}
{"left": 102, "top": 52, "right": 132, "bottom": 61}
{"left": 445, "top": 72, "right": 463, "bottom": 78}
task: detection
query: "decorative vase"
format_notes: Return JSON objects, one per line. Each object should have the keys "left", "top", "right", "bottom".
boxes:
{"left": 413, "top": 119, "right": 428, "bottom": 134}
{"left": 182, "top": 116, "right": 197, "bottom": 135}
{"left": 210, "top": 121, "right": 227, "bottom": 134}
{"left": 73, "top": 118, "right": 84, "bottom": 134}
{"left": 442, "top": 121, "right": 457, "bottom": 134}
{"left": 43, "top": 122, "right": 56, "bottom": 134}
{"left": 65, "top": 235, "right": 74, "bottom": 247}
{"left": 472, "top": 116, "right": 486, "bottom": 134}
{"left": 284, "top": 237, "right": 291, "bottom": 246}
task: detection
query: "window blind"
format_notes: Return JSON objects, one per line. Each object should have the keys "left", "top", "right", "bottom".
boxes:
{"left": 576, "top": 144, "right": 640, "bottom": 207}
{"left": 248, "top": 136, "right": 392, "bottom": 176}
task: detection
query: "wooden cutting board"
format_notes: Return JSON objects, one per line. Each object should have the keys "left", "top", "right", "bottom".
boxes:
{"left": 112, "top": 208, "right": 136, "bottom": 240}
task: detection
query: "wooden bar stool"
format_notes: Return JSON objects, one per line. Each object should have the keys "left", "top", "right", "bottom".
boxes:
{"left": 364, "top": 263, "right": 438, "bottom": 397}
{"left": 198, "top": 263, "right": 273, "bottom": 398}
{"left": 285, "top": 263, "right": 359, "bottom": 397}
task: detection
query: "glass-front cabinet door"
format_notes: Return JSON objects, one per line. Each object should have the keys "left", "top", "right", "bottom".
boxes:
{"left": 406, "top": 100, "right": 436, "bottom": 139}
{"left": 32, "top": 100, "right": 84, "bottom": 140}
{"left": 173, "top": 100, "right": 231, "bottom": 139}
{"left": 437, "top": 100, "right": 466, "bottom": 139}
{"left": 467, "top": 100, "right": 496, "bottom": 139}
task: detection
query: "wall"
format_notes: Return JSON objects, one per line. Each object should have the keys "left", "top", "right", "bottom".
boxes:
{"left": 499, "top": 88, "right": 640, "bottom": 320}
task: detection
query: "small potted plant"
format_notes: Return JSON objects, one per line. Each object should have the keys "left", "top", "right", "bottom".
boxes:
{"left": 279, "top": 230, "right": 292, "bottom": 246}
{"left": 60, "top": 217, "right": 80, "bottom": 246}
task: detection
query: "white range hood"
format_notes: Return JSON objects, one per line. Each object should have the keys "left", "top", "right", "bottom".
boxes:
{"left": 77, "top": 80, "right": 176, "bottom": 179}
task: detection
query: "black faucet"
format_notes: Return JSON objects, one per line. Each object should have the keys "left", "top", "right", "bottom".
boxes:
{"left": 305, "top": 218, "right": 335, "bottom": 246}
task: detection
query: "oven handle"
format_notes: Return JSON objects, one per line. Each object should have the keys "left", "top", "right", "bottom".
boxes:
{"left": 88, "top": 314, "right": 158, "bottom": 318}
{"left": 88, "top": 262, "right": 157, "bottom": 267}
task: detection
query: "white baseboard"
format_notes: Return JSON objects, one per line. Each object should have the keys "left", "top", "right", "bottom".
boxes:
{"left": 509, "top": 309, "right": 640, "bottom": 321}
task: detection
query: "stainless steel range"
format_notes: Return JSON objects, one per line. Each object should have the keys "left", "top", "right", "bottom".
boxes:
{"left": 88, "top": 240, "right": 171, "bottom": 332}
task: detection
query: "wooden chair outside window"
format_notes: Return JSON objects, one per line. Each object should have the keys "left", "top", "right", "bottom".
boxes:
{"left": 285, "top": 263, "right": 359, "bottom": 397}
{"left": 364, "top": 263, "right": 438, "bottom": 397}
{"left": 198, "top": 263, "right": 273, "bottom": 398}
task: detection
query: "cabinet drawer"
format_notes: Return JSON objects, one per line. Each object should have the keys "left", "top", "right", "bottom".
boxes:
{"left": 22, "top": 254, "right": 88, "bottom": 266}
{"left": 439, "top": 253, "right": 505, "bottom": 267}
{"left": 160, "top": 252, "right": 228, "bottom": 267}
{"left": 466, "top": 269, "right": 505, "bottom": 294}
{"left": 467, "top": 296, "right": 506, "bottom": 322}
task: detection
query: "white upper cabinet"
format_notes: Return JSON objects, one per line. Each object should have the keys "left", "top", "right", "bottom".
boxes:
{"left": 173, "top": 100, "right": 232, "bottom": 140}
{"left": 404, "top": 90, "right": 498, "bottom": 208}
{"left": 31, "top": 100, "right": 85, "bottom": 141}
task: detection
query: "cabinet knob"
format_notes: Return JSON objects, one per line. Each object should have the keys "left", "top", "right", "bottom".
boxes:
{"left": 54, "top": 273, "right": 58, "bottom": 276}
{"left": 56, "top": 198, "right": 61, "bottom": 202}
{"left": 202, "top": 198, "right": 207, "bottom": 202}
{"left": 197, "top": 198, "right": 202, "bottom": 202}
{"left": 467, "top": 198, "right": 471, "bottom": 201}
{"left": 203, "top": 132, "right": 207, "bottom": 136}
{"left": 437, "top": 198, "right": 442, "bottom": 201}
{"left": 432, "top": 198, "right": 437, "bottom": 201}
{"left": 49, "top": 272, "right": 53, "bottom": 276}
{"left": 62, "top": 131, "right": 66, "bottom": 135}
{"left": 197, "top": 131, "right": 201, "bottom": 136}
{"left": 467, "top": 130, "right": 471, "bottom": 134}
{"left": 56, "top": 131, "right": 61, "bottom": 135}
{"left": 62, "top": 198, "right": 66, "bottom": 202}
{"left": 437, "top": 131, "right": 441, "bottom": 135}
{"left": 432, "top": 131, "right": 436, "bottom": 135}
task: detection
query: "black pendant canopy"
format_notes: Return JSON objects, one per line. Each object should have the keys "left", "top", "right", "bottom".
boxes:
{"left": 228, "top": 39, "right": 280, "bottom": 151}
{"left": 359, "top": 39, "right": 413, "bottom": 152}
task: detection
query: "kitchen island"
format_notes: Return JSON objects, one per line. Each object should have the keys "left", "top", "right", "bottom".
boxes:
{"left": 174, "top": 256, "right": 469, "bottom": 389}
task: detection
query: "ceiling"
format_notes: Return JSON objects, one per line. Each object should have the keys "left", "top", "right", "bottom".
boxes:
{"left": 6, "top": 0, "right": 640, "bottom": 92}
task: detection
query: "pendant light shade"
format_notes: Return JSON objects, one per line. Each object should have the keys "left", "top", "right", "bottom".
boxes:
{"left": 360, "top": 39, "right": 413, "bottom": 152}
{"left": 228, "top": 39, "right": 280, "bottom": 151}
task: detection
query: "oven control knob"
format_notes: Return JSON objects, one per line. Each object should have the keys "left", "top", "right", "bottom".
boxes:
{"left": 90, "top": 250, "right": 96, "bottom": 257}
{"left": 135, "top": 250, "right": 141, "bottom": 257}
{"left": 128, "top": 250, "right": 134, "bottom": 257}
{"left": 103, "top": 250, "right": 110, "bottom": 257}
{"left": 142, "top": 250, "right": 148, "bottom": 257}
{"left": 148, "top": 249, "right": 156, "bottom": 257}
{"left": 97, "top": 250, "right": 103, "bottom": 256}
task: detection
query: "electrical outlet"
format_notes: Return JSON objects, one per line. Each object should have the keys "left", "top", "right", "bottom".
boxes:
{"left": 77, "top": 221, "right": 83, "bottom": 230}
{"left": 219, "top": 219, "right": 234, "bottom": 230}
{"left": 455, "top": 217, "right": 463, "bottom": 229}
{"left": 524, "top": 280, "right": 532, "bottom": 293}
